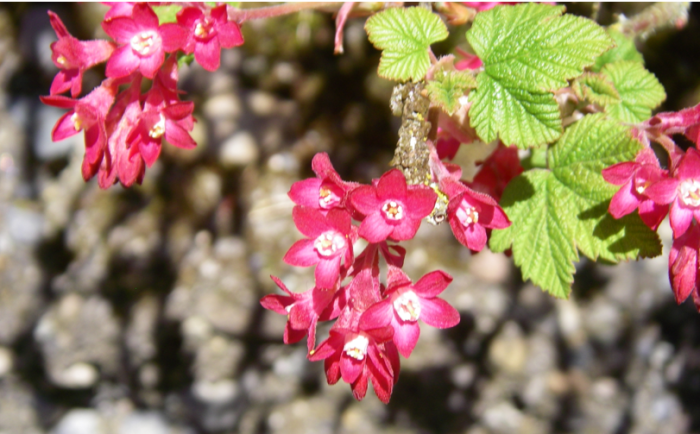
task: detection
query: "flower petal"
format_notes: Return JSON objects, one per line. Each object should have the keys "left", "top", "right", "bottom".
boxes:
{"left": 376, "top": 169, "right": 407, "bottom": 200}
{"left": 389, "top": 217, "right": 421, "bottom": 241}
{"left": 602, "top": 162, "right": 636, "bottom": 185}
{"left": 293, "top": 206, "right": 331, "bottom": 238}
{"left": 102, "top": 16, "right": 139, "bottom": 44}
{"left": 315, "top": 256, "right": 341, "bottom": 289}
{"left": 359, "top": 212, "right": 394, "bottom": 243}
{"left": 340, "top": 354, "right": 364, "bottom": 384}
{"left": 164, "top": 119, "right": 196, "bottom": 149}
{"left": 392, "top": 317, "right": 420, "bottom": 358}
{"left": 289, "top": 178, "right": 323, "bottom": 208}
{"left": 413, "top": 270, "right": 452, "bottom": 298}
{"left": 105, "top": 44, "right": 139, "bottom": 78}
{"left": 608, "top": 181, "right": 640, "bottom": 218}
{"left": 359, "top": 299, "right": 393, "bottom": 329}
{"left": 194, "top": 35, "right": 221, "bottom": 71}
{"left": 283, "top": 239, "right": 319, "bottom": 267}
{"left": 670, "top": 201, "right": 694, "bottom": 238}
{"left": 420, "top": 297, "right": 460, "bottom": 329}
{"left": 349, "top": 185, "right": 380, "bottom": 216}
{"left": 406, "top": 186, "right": 437, "bottom": 219}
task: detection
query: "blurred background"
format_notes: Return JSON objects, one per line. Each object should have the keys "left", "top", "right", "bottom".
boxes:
{"left": 1, "top": 2, "right": 700, "bottom": 433}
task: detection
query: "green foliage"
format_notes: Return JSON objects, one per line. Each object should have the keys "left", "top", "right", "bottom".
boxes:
{"left": 365, "top": 7, "right": 448, "bottom": 82}
{"left": 490, "top": 114, "right": 661, "bottom": 298}
{"left": 593, "top": 28, "right": 644, "bottom": 72}
{"left": 152, "top": 5, "right": 182, "bottom": 24}
{"left": 426, "top": 69, "right": 476, "bottom": 115}
{"left": 601, "top": 61, "right": 666, "bottom": 122}
{"left": 572, "top": 73, "right": 620, "bottom": 108}
{"left": 466, "top": 4, "right": 613, "bottom": 148}
{"left": 177, "top": 53, "right": 195, "bottom": 69}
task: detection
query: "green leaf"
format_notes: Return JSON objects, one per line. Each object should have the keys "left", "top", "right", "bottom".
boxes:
{"left": 177, "top": 53, "right": 195, "bottom": 69}
{"left": 426, "top": 69, "right": 476, "bottom": 115}
{"left": 491, "top": 114, "right": 661, "bottom": 297}
{"left": 490, "top": 170, "right": 578, "bottom": 298}
{"left": 601, "top": 61, "right": 666, "bottom": 123}
{"left": 152, "top": 5, "right": 182, "bottom": 25}
{"left": 592, "top": 28, "right": 644, "bottom": 72}
{"left": 467, "top": 4, "right": 613, "bottom": 93}
{"left": 468, "top": 73, "right": 562, "bottom": 147}
{"left": 572, "top": 72, "right": 620, "bottom": 108}
{"left": 466, "top": 3, "right": 613, "bottom": 148}
{"left": 365, "top": 7, "right": 448, "bottom": 81}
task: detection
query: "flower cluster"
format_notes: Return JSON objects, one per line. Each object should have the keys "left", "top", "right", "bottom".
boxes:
{"left": 604, "top": 102, "right": 700, "bottom": 308}
{"left": 41, "top": 3, "right": 243, "bottom": 188}
{"left": 262, "top": 149, "right": 511, "bottom": 402}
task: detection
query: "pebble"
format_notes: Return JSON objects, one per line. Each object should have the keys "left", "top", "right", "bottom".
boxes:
{"left": 220, "top": 131, "right": 260, "bottom": 167}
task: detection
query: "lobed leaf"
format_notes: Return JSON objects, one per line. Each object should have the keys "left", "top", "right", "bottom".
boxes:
{"left": 365, "top": 7, "right": 449, "bottom": 81}
{"left": 466, "top": 4, "right": 613, "bottom": 148}
{"left": 426, "top": 69, "right": 477, "bottom": 115}
{"left": 491, "top": 114, "right": 661, "bottom": 297}
{"left": 601, "top": 61, "right": 666, "bottom": 123}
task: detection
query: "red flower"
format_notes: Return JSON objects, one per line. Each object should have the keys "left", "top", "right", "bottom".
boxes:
{"left": 646, "top": 102, "right": 700, "bottom": 146}
{"left": 646, "top": 147, "right": 700, "bottom": 238}
{"left": 261, "top": 276, "right": 335, "bottom": 352}
{"left": 48, "top": 11, "right": 115, "bottom": 97}
{"left": 40, "top": 82, "right": 117, "bottom": 182}
{"left": 669, "top": 224, "right": 700, "bottom": 308}
{"left": 349, "top": 169, "right": 437, "bottom": 243}
{"left": 309, "top": 325, "right": 397, "bottom": 403}
{"left": 288, "top": 152, "right": 359, "bottom": 214}
{"left": 442, "top": 179, "right": 510, "bottom": 251}
{"left": 602, "top": 148, "right": 670, "bottom": 230}
{"left": 178, "top": 5, "right": 244, "bottom": 72}
{"left": 360, "top": 267, "right": 459, "bottom": 358}
{"left": 102, "top": 3, "right": 188, "bottom": 79}
{"left": 103, "top": 2, "right": 136, "bottom": 21}
{"left": 283, "top": 207, "right": 356, "bottom": 289}
{"left": 98, "top": 76, "right": 145, "bottom": 188}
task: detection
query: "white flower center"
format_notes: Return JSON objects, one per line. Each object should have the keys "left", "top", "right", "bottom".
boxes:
{"left": 319, "top": 185, "right": 340, "bottom": 209}
{"left": 130, "top": 31, "right": 159, "bottom": 56}
{"left": 343, "top": 335, "right": 369, "bottom": 360}
{"left": 456, "top": 202, "right": 479, "bottom": 226}
{"left": 313, "top": 231, "right": 346, "bottom": 257}
{"left": 149, "top": 114, "right": 166, "bottom": 139}
{"left": 70, "top": 113, "right": 82, "bottom": 131}
{"left": 393, "top": 290, "right": 421, "bottom": 322}
{"left": 679, "top": 179, "right": 700, "bottom": 208}
{"left": 56, "top": 55, "right": 67, "bottom": 66}
{"left": 382, "top": 201, "right": 404, "bottom": 221}
{"left": 194, "top": 19, "right": 214, "bottom": 38}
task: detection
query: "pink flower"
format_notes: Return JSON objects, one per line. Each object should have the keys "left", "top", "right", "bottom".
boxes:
{"left": 48, "top": 11, "right": 115, "bottom": 97}
{"left": 349, "top": 169, "right": 437, "bottom": 243}
{"left": 289, "top": 152, "right": 359, "bottom": 214}
{"left": 454, "top": 47, "right": 483, "bottom": 70}
{"left": 98, "top": 76, "right": 145, "bottom": 188}
{"left": 127, "top": 98, "right": 196, "bottom": 167}
{"left": 178, "top": 5, "right": 244, "bottom": 72}
{"left": 261, "top": 276, "right": 335, "bottom": 352}
{"left": 283, "top": 207, "right": 356, "bottom": 289}
{"left": 102, "top": 3, "right": 188, "bottom": 79}
{"left": 669, "top": 224, "right": 700, "bottom": 307}
{"left": 360, "top": 267, "right": 459, "bottom": 358}
{"left": 645, "top": 147, "right": 700, "bottom": 238}
{"left": 309, "top": 325, "right": 397, "bottom": 403}
{"left": 435, "top": 127, "right": 461, "bottom": 161}
{"left": 40, "top": 82, "right": 117, "bottom": 181}
{"left": 442, "top": 180, "right": 510, "bottom": 251}
{"left": 602, "top": 148, "right": 670, "bottom": 230}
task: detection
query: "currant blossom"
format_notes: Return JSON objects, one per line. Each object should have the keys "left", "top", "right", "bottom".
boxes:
{"left": 289, "top": 152, "right": 359, "bottom": 214}
{"left": 102, "top": 3, "right": 188, "bottom": 79}
{"left": 602, "top": 148, "right": 670, "bottom": 230}
{"left": 349, "top": 169, "right": 437, "bottom": 243}
{"left": 283, "top": 207, "right": 356, "bottom": 289}
{"left": 441, "top": 179, "right": 510, "bottom": 251}
{"left": 98, "top": 75, "right": 144, "bottom": 188}
{"left": 645, "top": 147, "right": 700, "bottom": 238}
{"left": 469, "top": 143, "right": 523, "bottom": 202}
{"left": 360, "top": 267, "right": 459, "bottom": 358}
{"left": 260, "top": 276, "right": 335, "bottom": 352}
{"left": 178, "top": 5, "right": 244, "bottom": 72}
{"left": 40, "top": 81, "right": 117, "bottom": 181}
{"left": 48, "top": 11, "right": 115, "bottom": 97}
{"left": 309, "top": 325, "right": 397, "bottom": 403}
{"left": 669, "top": 224, "right": 700, "bottom": 308}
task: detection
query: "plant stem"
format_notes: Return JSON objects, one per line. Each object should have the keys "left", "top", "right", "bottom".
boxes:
{"left": 229, "top": 2, "right": 341, "bottom": 23}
